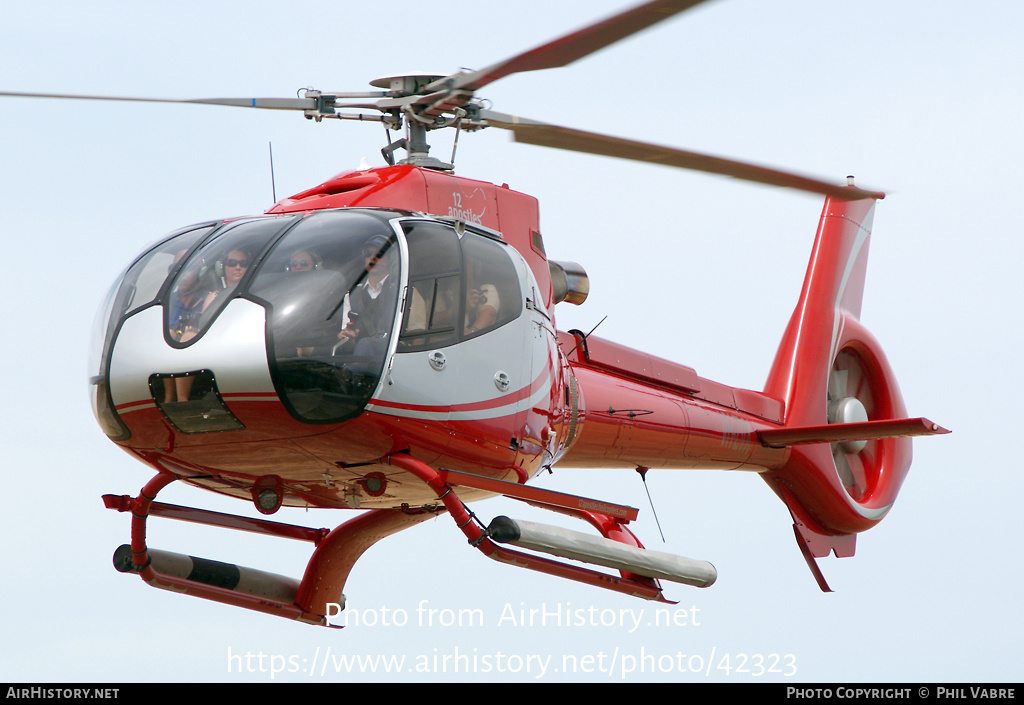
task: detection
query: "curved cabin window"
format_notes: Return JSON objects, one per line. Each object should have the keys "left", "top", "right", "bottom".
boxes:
{"left": 89, "top": 223, "right": 216, "bottom": 440}
{"left": 247, "top": 210, "right": 402, "bottom": 424}
{"left": 399, "top": 221, "right": 461, "bottom": 350}
{"left": 164, "top": 217, "right": 296, "bottom": 345}
{"left": 460, "top": 229, "right": 522, "bottom": 338}
{"left": 99, "top": 223, "right": 216, "bottom": 364}
{"left": 398, "top": 221, "right": 522, "bottom": 351}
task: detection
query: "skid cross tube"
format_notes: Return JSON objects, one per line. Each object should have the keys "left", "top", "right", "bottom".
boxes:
{"left": 106, "top": 472, "right": 332, "bottom": 625}
{"left": 102, "top": 495, "right": 331, "bottom": 544}
{"left": 105, "top": 472, "right": 441, "bottom": 626}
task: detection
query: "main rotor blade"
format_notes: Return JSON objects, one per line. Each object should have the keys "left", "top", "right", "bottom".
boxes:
{"left": 434, "top": 0, "right": 712, "bottom": 93}
{"left": 0, "top": 90, "right": 316, "bottom": 111}
{"left": 483, "top": 114, "right": 885, "bottom": 200}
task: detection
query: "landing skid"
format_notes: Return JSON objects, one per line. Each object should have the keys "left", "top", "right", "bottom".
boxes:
{"left": 105, "top": 457, "right": 717, "bottom": 625}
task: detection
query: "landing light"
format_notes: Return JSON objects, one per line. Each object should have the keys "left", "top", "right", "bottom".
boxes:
{"left": 359, "top": 472, "right": 388, "bottom": 497}
{"left": 252, "top": 476, "right": 284, "bottom": 514}
{"left": 257, "top": 489, "right": 280, "bottom": 513}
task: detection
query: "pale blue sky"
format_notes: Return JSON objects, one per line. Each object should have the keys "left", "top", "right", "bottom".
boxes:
{"left": 1, "top": 0, "right": 1020, "bottom": 682}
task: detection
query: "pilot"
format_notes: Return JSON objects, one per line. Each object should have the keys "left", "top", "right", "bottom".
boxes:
{"left": 337, "top": 235, "right": 398, "bottom": 360}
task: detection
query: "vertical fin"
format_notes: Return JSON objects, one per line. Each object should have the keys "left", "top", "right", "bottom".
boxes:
{"left": 764, "top": 196, "right": 877, "bottom": 426}
{"left": 762, "top": 193, "right": 913, "bottom": 586}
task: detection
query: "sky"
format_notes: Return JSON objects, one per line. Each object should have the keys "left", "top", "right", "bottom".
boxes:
{"left": 1, "top": 0, "right": 1021, "bottom": 684}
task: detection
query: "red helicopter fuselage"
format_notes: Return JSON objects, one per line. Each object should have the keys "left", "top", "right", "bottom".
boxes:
{"left": 93, "top": 164, "right": 943, "bottom": 622}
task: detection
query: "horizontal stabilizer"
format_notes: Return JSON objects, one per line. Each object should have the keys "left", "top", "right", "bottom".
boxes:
{"left": 757, "top": 417, "right": 949, "bottom": 448}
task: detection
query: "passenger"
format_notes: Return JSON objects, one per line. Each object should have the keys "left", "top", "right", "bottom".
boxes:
{"left": 464, "top": 257, "right": 500, "bottom": 334}
{"left": 465, "top": 283, "right": 499, "bottom": 334}
{"left": 164, "top": 253, "right": 210, "bottom": 401}
{"left": 285, "top": 249, "right": 322, "bottom": 356}
{"left": 168, "top": 257, "right": 210, "bottom": 343}
{"left": 287, "top": 250, "right": 318, "bottom": 272}
{"left": 220, "top": 248, "right": 251, "bottom": 289}
{"left": 179, "top": 247, "right": 251, "bottom": 344}
{"left": 415, "top": 256, "right": 499, "bottom": 338}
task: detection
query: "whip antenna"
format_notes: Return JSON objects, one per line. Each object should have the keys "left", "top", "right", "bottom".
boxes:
{"left": 268, "top": 142, "right": 277, "bottom": 203}
{"left": 636, "top": 466, "right": 666, "bottom": 542}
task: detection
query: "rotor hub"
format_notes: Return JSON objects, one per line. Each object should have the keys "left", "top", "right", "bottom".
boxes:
{"left": 829, "top": 396, "right": 869, "bottom": 455}
{"left": 369, "top": 74, "right": 446, "bottom": 94}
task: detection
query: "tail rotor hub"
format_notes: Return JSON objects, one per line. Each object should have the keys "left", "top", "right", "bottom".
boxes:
{"left": 828, "top": 396, "right": 869, "bottom": 454}
{"left": 827, "top": 348, "right": 879, "bottom": 501}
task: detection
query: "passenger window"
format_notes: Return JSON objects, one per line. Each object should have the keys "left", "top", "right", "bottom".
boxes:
{"left": 400, "top": 222, "right": 461, "bottom": 350}
{"left": 460, "top": 231, "right": 522, "bottom": 339}
{"left": 398, "top": 221, "right": 522, "bottom": 350}
{"left": 117, "top": 225, "right": 215, "bottom": 322}
{"left": 165, "top": 217, "right": 294, "bottom": 345}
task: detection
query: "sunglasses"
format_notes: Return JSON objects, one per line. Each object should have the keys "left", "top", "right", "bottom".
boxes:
{"left": 225, "top": 258, "right": 249, "bottom": 268}
{"left": 289, "top": 259, "right": 311, "bottom": 269}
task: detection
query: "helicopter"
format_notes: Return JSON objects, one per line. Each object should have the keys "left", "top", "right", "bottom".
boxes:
{"left": 3, "top": 0, "right": 948, "bottom": 628}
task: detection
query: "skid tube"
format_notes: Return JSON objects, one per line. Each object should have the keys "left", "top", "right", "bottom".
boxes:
{"left": 103, "top": 471, "right": 440, "bottom": 626}
{"left": 385, "top": 453, "right": 674, "bottom": 603}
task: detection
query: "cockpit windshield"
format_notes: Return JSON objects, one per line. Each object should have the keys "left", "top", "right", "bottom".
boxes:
{"left": 247, "top": 211, "right": 402, "bottom": 423}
